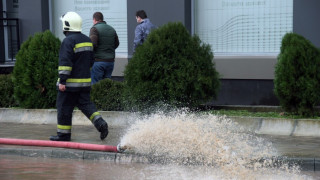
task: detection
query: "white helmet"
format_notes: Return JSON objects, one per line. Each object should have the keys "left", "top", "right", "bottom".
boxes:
{"left": 60, "top": 12, "right": 82, "bottom": 32}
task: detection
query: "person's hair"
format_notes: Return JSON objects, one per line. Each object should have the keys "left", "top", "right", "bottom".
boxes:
{"left": 136, "top": 10, "right": 147, "bottom": 19}
{"left": 93, "top": 12, "right": 104, "bottom": 21}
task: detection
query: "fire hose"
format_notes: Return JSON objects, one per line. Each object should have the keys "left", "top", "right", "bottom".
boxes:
{"left": 0, "top": 138, "right": 126, "bottom": 153}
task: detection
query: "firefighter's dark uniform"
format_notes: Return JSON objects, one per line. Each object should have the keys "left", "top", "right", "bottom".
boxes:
{"left": 50, "top": 31, "right": 108, "bottom": 141}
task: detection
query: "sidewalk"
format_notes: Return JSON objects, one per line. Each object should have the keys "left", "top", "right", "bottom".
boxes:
{"left": 2, "top": 108, "right": 320, "bottom": 136}
{"left": 0, "top": 108, "right": 320, "bottom": 171}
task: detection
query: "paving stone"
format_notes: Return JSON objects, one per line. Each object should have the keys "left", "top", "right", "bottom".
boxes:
{"left": 0, "top": 147, "right": 22, "bottom": 155}
{"left": 83, "top": 151, "right": 115, "bottom": 161}
{"left": 51, "top": 149, "right": 84, "bottom": 159}
{"left": 21, "top": 148, "right": 52, "bottom": 158}
{"left": 115, "top": 153, "right": 149, "bottom": 163}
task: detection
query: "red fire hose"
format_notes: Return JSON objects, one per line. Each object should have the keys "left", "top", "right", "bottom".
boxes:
{"left": 0, "top": 138, "right": 119, "bottom": 152}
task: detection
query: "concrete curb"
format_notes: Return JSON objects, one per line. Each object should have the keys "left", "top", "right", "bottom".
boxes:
{"left": 0, "top": 146, "right": 151, "bottom": 164}
{"left": 231, "top": 116, "right": 320, "bottom": 137}
{"left": 0, "top": 108, "right": 134, "bottom": 127}
{"left": 1, "top": 108, "right": 320, "bottom": 137}
{"left": 1, "top": 146, "right": 319, "bottom": 171}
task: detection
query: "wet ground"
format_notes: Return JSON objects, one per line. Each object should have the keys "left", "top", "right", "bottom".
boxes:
{"left": 0, "top": 123, "right": 124, "bottom": 146}
{"left": 1, "top": 123, "right": 320, "bottom": 158}
{"left": 1, "top": 122, "right": 320, "bottom": 179}
{"left": 1, "top": 154, "right": 320, "bottom": 180}
{"left": 261, "top": 135, "right": 320, "bottom": 158}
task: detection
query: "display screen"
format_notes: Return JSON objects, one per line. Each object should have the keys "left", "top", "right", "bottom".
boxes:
{"left": 194, "top": 0, "right": 293, "bottom": 55}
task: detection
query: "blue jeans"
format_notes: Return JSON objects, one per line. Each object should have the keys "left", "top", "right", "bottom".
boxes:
{"left": 91, "top": 61, "right": 114, "bottom": 85}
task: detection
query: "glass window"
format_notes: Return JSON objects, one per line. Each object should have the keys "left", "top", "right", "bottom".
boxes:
{"left": 194, "top": 0, "right": 293, "bottom": 56}
{"left": 50, "top": 0, "right": 127, "bottom": 55}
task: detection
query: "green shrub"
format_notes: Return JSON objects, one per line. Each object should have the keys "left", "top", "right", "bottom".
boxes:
{"left": 274, "top": 33, "right": 320, "bottom": 117}
{"left": 12, "top": 30, "right": 61, "bottom": 108}
{"left": 91, "top": 78, "right": 125, "bottom": 111}
{"left": 0, "top": 74, "right": 17, "bottom": 107}
{"left": 124, "top": 22, "right": 220, "bottom": 111}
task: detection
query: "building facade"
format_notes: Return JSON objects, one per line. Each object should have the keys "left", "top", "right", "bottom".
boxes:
{"left": 1, "top": 0, "right": 320, "bottom": 106}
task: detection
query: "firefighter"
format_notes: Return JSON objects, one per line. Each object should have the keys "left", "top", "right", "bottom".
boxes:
{"left": 49, "top": 12, "right": 109, "bottom": 141}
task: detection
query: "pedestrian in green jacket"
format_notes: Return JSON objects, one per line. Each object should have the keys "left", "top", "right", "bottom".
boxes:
{"left": 90, "top": 12, "right": 119, "bottom": 85}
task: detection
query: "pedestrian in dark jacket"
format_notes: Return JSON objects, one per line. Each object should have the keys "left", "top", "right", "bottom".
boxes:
{"left": 133, "top": 10, "right": 156, "bottom": 52}
{"left": 50, "top": 11, "right": 109, "bottom": 141}
{"left": 90, "top": 12, "right": 119, "bottom": 85}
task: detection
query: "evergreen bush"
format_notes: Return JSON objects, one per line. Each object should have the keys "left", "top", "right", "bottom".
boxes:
{"left": 91, "top": 78, "right": 125, "bottom": 111}
{"left": 124, "top": 22, "right": 220, "bottom": 111}
{"left": 12, "top": 30, "right": 61, "bottom": 108}
{"left": 274, "top": 33, "right": 320, "bottom": 117}
{"left": 0, "top": 74, "right": 17, "bottom": 107}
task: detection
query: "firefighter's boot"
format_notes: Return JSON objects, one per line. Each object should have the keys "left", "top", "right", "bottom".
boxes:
{"left": 49, "top": 132, "right": 71, "bottom": 141}
{"left": 94, "top": 118, "right": 109, "bottom": 140}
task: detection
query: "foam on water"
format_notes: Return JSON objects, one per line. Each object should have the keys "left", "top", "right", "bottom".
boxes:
{"left": 120, "top": 110, "right": 313, "bottom": 180}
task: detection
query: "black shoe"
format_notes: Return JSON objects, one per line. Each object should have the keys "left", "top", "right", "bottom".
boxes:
{"left": 94, "top": 118, "right": 109, "bottom": 140}
{"left": 49, "top": 133, "right": 71, "bottom": 141}
{"left": 100, "top": 123, "right": 109, "bottom": 140}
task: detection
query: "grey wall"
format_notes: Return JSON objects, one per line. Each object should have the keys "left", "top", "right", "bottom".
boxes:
{"left": 18, "top": 0, "right": 49, "bottom": 43}
{"left": 210, "top": 79, "right": 279, "bottom": 106}
{"left": 215, "top": 56, "right": 277, "bottom": 80}
{"left": 127, "top": 0, "right": 191, "bottom": 56}
{"left": 0, "top": 2, "right": 4, "bottom": 62}
{"left": 293, "top": 0, "right": 320, "bottom": 48}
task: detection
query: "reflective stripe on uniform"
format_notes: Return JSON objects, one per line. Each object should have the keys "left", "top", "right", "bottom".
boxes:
{"left": 57, "top": 125, "right": 72, "bottom": 130}
{"left": 90, "top": 112, "right": 102, "bottom": 123}
{"left": 65, "top": 82, "right": 91, "bottom": 87}
{"left": 66, "top": 78, "right": 91, "bottom": 83}
{"left": 57, "top": 129, "right": 71, "bottom": 133}
{"left": 57, "top": 124, "right": 71, "bottom": 133}
{"left": 74, "top": 42, "right": 93, "bottom": 53}
{"left": 58, "top": 66, "right": 72, "bottom": 71}
{"left": 58, "top": 66, "right": 72, "bottom": 75}
{"left": 56, "top": 78, "right": 91, "bottom": 87}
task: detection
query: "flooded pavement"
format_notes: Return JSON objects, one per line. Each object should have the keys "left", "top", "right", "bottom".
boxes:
{"left": 1, "top": 154, "right": 319, "bottom": 180}
{"left": 260, "top": 135, "right": 320, "bottom": 158}
{"left": 0, "top": 123, "right": 125, "bottom": 146}
{"left": 1, "top": 111, "right": 320, "bottom": 179}
{"left": 1, "top": 122, "right": 320, "bottom": 158}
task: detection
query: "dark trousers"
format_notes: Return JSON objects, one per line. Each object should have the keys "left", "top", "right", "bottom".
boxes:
{"left": 56, "top": 91, "right": 97, "bottom": 126}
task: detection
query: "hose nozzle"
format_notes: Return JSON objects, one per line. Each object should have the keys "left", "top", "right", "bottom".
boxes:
{"left": 117, "top": 144, "right": 127, "bottom": 153}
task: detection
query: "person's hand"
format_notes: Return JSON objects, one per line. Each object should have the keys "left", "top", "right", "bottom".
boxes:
{"left": 59, "top": 84, "right": 66, "bottom": 92}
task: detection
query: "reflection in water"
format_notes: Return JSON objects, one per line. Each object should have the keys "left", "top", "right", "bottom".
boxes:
{"left": 1, "top": 155, "right": 318, "bottom": 180}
